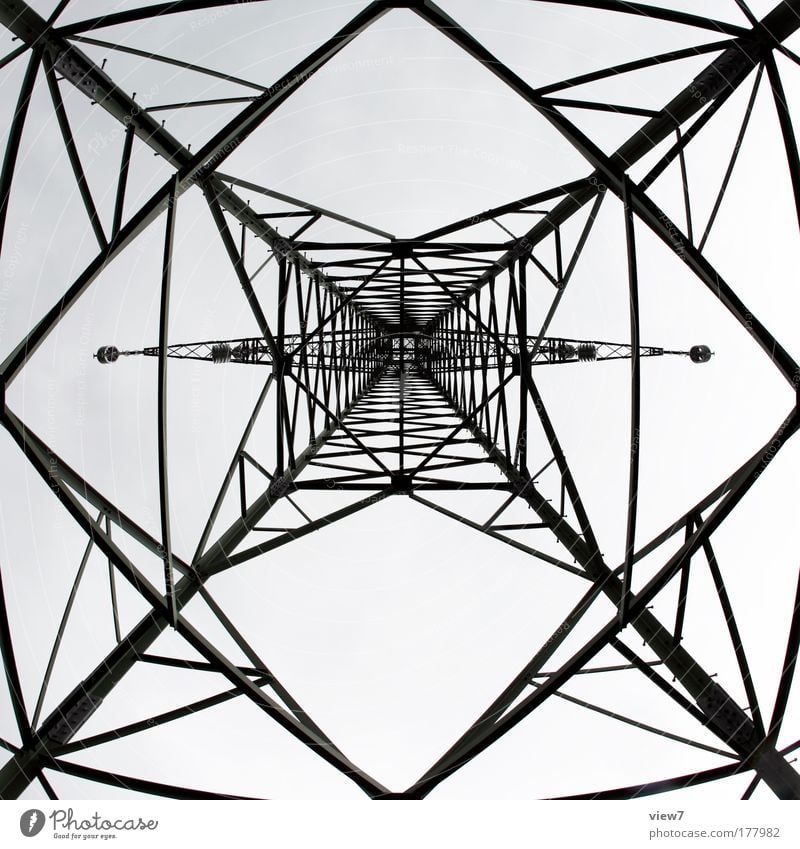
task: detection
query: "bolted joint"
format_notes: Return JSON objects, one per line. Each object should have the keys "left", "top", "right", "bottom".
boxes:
{"left": 390, "top": 241, "right": 415, "bottom": 259}
{"left": 52, "top": 48, "right": 99, "bottom": 99}
{"left": 390, "top": 473, "right": 413, "bottom": 494}
{"left": 690, "top": 44, "right": 753, "bottom": 102}
{"left": 268, "top": 473, "right": 297, "bottom": 500}
{"left": 47, "top": 691, "right": 104, "bottom": 745}
{"left": 272, "top": 352, "right": 293, "bottom": 377}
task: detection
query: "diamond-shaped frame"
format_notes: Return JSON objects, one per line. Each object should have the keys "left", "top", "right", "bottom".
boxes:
{"left": 1, "top": 0, "right": 800, "bottom": 800}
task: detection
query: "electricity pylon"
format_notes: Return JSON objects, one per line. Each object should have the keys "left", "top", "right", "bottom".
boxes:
{"left": 1, "top": 0, "right": 800, "bottom": 801}
{"left": 93, "top": 335, "right": 712, "bottom": 370}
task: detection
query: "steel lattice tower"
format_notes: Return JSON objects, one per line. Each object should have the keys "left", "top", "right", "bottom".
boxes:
{"left": 1, "top": 0, "right": 800, "bottom": 800}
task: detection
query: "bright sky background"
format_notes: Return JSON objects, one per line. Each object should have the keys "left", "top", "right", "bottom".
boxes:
{"left": 1, "top": 0, "right": 800, "bottom": 800}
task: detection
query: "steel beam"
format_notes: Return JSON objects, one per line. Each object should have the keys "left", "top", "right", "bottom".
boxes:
{"left": 419, "top": 0, "right": 800, "bottom": 387}
{"left": 406, "top": 378, "right": 800, "bottom": 798}
{"left": 0, "top": 0, "right": 388, "bottom": 384}
{"left": 0, "top": 372, "right": 386, "bottom": 799}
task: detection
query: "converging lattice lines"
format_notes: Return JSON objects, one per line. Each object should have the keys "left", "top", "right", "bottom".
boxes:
{"left": 1, "top": 0, "right": 800, "bottom": 801}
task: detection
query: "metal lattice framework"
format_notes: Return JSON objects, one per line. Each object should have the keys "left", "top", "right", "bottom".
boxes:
{"left": 1, "top": 0, "right": 800, "bottom": 800}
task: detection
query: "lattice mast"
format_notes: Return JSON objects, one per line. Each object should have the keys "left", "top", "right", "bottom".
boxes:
{"left": 95, "top": 337, "right": 713, "bottom": 369}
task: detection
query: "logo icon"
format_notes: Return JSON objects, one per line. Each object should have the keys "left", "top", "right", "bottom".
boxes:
{"left": 19, "top": 810, "right": 45, "bottom": 837}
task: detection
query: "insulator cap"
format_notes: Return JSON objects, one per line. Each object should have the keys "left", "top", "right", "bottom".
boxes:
{"left": 211, "top": 343, "right": 232, "bottom": 364}
{"left": 689, "top": 344, "right": 712, "bottom": 364}
{"left": 556, "top": 342, "right": 577, "bottom": 360}
{"left": 577, "top": 343, "right": 597, "bottom": 362}
{"left": 95, "top": 345, "right": 119, "bottom": 364}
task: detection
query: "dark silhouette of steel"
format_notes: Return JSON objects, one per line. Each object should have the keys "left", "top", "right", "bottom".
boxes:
{"left": 93, "top": 334, "right": 708, "bottom": 370}
{"left": 1, "top": 0, "right": 800, "bottom": 800}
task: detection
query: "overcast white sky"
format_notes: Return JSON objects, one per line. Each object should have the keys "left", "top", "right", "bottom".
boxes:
{"left": 1, "top": 0, "right": 800, "bottom": 800}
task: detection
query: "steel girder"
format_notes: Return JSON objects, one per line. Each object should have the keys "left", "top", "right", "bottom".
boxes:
{"left": 415, "top": 266, "right": 800, "bottom": 795}
{"left": 1, "top": 0, "right": 800, "bottom": 800}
